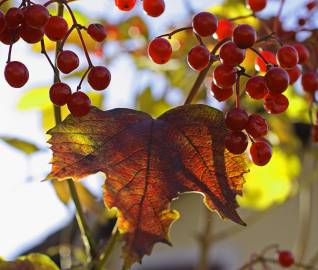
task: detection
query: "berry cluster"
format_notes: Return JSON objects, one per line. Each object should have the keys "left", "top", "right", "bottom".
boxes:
{"left": 1, "top": 0, "right": 110, "bottom": 117}
{"left": 115, "top": 0, "right": 165, "bottom": 17}
{"left": 146, "top": 0, "right": 318, "bottom": 166}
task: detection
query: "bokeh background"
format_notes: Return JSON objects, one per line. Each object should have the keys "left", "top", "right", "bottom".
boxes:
{"left": 0, "top": 0, "right": 318, "bottom": 269}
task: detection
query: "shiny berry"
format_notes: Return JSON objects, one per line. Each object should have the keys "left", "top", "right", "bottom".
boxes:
{"left": 265, "top": 67, "right": 289, "bottom": 94}
{"left": 24, "top": 5, "right": 49, "bottom": 29}
{"left": 210, "top": 83, "right": 233, "bottom": 102}
{"left": 287, "top": 66, "right": 301, "bottom": 85}
{"left": 57, "top": 50, "right": 79, "bottom": 74}
{"left": 87, "top": 23, "right": 106, "bottom": 42}
{"left": 187, "top": 45, "right": 210, "bottom": 71}
{"left": 298, "top": 18, "right": 306, "bottom": 26}
{"left": 276, "top": 45, "right": 299, "bottom": 69}
{"left": 49, "top": 82, "right": 72, "bottom": 106}
{"left": 249, "top": 141, "right": 272, "bottom": 166}
{"left": 4, "top": 61, "right": 29, "bottom": 88}
{"left": 246, "top": 114, "right": 268, "bottom": 138}
{"left": 0, "top": 11, "right": 5, "bottom": 34}
{"left": 19, "top": 24, "right": 44, "bottom": 43}
{"left": 264, "top": 93, "right": 289, "bottom": 114}
{"left": 44, "top": 16, "right": 68, "bottom": 41}
{"left": 278, "top": 251, "right": 295, "bottom": 268}
{"left": 306, "top": 1, "right": 316, "bottom": 10}
{"left": 216, "top": 19, "right": 234, "bottom": 40}
{"left": 148, "top": 38, "right": 172, "bottom": 64}
{"left": 225, "top": 107, "right": 249, "bottom": 131}
{"left": 256, "top": 50, "right": 277, "bottom": 72}
{"left": 219, "top": 41, "right": 245, "bottom": 67}
{"left": 0, "top": 25, "right": 20, "bottom": 45}
{"left": 293, "top": 43, "right": 309, "bottom": 64}
{"left": 246, "top": 76, "right": 268, "bottom": 100}
{"left": 88, "top": 66, "right": 111, "bottom": 90}
{"left": 192, "top": 12, "right": 218, "bottom": 37}
{"left": 67, "top": 91, "right": 91, "bottom": 117}
{"left": 5, "top": 7, "right": 24, "bottom": 28}
{"left": 213, "top": 64, "right": 237, "bottom": 89}
{"left": 115, "top": 0, "right": 137, "bottom": 11}
{"left": 233, "top": 24, "right": 256, "bottom": 49}
{"left": 247, "top": 0, "right": 267, "bottom": 12}
{"left": 301, "top": 71, "right": 318, "bottom": 93}
{"left": 143, "top": 0, "right": 165, "bottom": 17}
{"left": 225, "top": 131, "right": 248, "bottom": 154}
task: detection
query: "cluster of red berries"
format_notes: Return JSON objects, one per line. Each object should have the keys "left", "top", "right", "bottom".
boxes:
{"left": 0, "top": 0, "right": 111, "bottom": 117}
{"left": 115, "top": 0, "right": 165, "bottom": 17}
{"left": 147, "top": 0, "right": 318, "bottom": 165}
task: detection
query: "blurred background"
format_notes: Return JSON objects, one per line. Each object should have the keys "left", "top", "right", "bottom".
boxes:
{"left": 0, "top": 0, "right": 318, "bottom": 269}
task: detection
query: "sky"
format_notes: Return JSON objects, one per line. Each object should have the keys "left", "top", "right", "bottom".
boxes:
{"left": 0, "top": 0, "right": 302, "bottom": 260}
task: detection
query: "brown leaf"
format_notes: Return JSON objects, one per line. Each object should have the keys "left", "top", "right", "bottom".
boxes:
{"left": 47, "top": 104, "right": 248, "bottom": 267}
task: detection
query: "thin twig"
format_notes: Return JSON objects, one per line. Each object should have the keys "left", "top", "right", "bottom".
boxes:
{"left": 157, "top": 26, "right": 193, "bottom": 39}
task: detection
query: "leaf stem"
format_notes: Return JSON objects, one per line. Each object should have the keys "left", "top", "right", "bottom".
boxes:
{"left": 95, "top": 226, "right": 121, "bottom": 270}
{"left": 184, "top": 38, "right": 230, "bottom": 105}
{"left": 51, "top": 1, "right": 97, "bottom": 264}
{"left": 68, "top": 180, "right": 97, "bottom": 260}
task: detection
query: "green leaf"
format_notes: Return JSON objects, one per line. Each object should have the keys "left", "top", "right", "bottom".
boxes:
{"left": 17, "top": 87, "right": 51, "bottom": 111}
{"left": 0, "top": 136, "right": 41, "bottom": 155}
{"left": 0, "top": 253, "right": 60, "bottom": 270}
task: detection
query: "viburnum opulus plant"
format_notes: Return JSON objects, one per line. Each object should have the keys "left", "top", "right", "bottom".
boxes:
{"left": 1, "top": 0, "right": 318, "bottom": 269}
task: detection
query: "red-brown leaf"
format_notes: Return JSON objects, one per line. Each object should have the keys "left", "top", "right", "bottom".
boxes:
{"left": 47, "top": 104, "right": 248, "bottom": 267}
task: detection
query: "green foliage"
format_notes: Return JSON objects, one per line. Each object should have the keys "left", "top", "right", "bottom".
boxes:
{"left": 0, "top": 136, "right": 41, "bottom": 155}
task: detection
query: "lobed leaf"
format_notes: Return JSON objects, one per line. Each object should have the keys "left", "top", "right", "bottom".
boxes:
{"left": 47, "top": 104, "right": 248, "bottom": 267}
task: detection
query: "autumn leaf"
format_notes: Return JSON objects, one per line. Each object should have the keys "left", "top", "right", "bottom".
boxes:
{"left": 47, "top": 104, "right": 248, "bottom": 267}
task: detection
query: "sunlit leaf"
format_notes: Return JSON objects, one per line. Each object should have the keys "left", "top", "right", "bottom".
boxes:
{"left": 0, "top": 253, "right": 60, "bottom": 270}
{"left": 46, "top": 104, "right": 248, "bottom": 266}
{"left": 239, "top": 148, "right": 300, "bottom": 210}
{"left": 0, "top": 137, "right": 41, "bottom": 155}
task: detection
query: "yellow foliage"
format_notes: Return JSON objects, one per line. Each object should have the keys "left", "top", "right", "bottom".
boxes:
{"left": 239, "top": 148, "right": 300, "bottom": 209}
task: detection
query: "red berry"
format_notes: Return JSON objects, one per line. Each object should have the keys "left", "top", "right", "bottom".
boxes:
{"left": 276, "top": 45, "right": 299, "bottom": 69}
{"left": 49, "top": 82, "right": 72, "bottom": 106}
{"left": 19, "top": 23, "right": 44, "bottom": 43}
{"left": 192, "top": 12, "right": 218, "bottom": 37}
{"left": 249, "top": 141, "right": 272, "bottom": 166}
{"left": 0, "top": 11, "right": 5, "bottom": 34}
{"left": 256, "top": 50, "right": 277, "bottom": 72}
{"left": 67, "top": 91, "right": 91, "bottom": 117}
{"left": 301, "top": 71, "right": 318, "bottom": 93}
{"left": 286, "top": 66, "right": 301, "bottom": 85}
{"left": 247, "top": 0, "right": 267, "bottom": 12}
{"left": 148, "top": 38, "right": 172, "bottom": 64}
{"left": 4, "top": 61, "right": 29, "bottom": 88}
{"left": 246, "top": 114, "right": 268, "bottom": 138}
{"left": 210, "top": 83, "right": 233, "bottom": 102}
{"left": 5, "top": 7, "right": 24, "bottom": 28}
{"left": 24, "top": 4, "right": 49, "bottom": 29}
{"left": 216, "top": 19, "right": 234, "bottom": 40}
{"left": 44, "top": 16, "right": 68, "bottom": 41}
{"left": 225, "top": 131, "right": 248, "bottom": 154}
{"left": 57, "top": 50, "right": 79, "bottom": 74}
{"left": 293, "top": 43, "right": 309, "bottom": 64}
{"left": 219, "top": 41, "right": 245, "bottom": 67}
{"left": 264, "top": 93, "right": 289, "bottom": 114}
{"left": 87, "top": 23, "right": 106, "bottom": 42}
{"left": 298, "top": 18, "right": 306, "bottom": 26}
{"left": 0, "top": 25, "right": 20, "bottom": 45}
{"left": 233, "top": 24, "right": 256, "bottom": 49}
{"left": 88, "top": 66, "right": 111, "bottom": 90}
{"left": 278, "top": 251, "right": 295, "bottom": 268}
{"left": 246, "top": 76, "right": 268, "bottom": 100}
{"left": 306, "top": 1, "right": 317, "bottom": 10}
{"left": 115, "top": 0, "right": 137, "bottom": 11}
{"left": 213, "top": 64, "right": 237, "bottom": 89}
{"left": 225, "top": 107, "right": 249, "bottom": 131}
{"left": 143, "top": 0, "right": 165, "bottom": 17}
{"left": 187, "top": 45, "right": 210, "bottom": 71}
{"left": 312, "top": 125, "right": 318, "bottom": 143}
{"left": 265, "top": 67, "right": 289, "bottom": 94}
